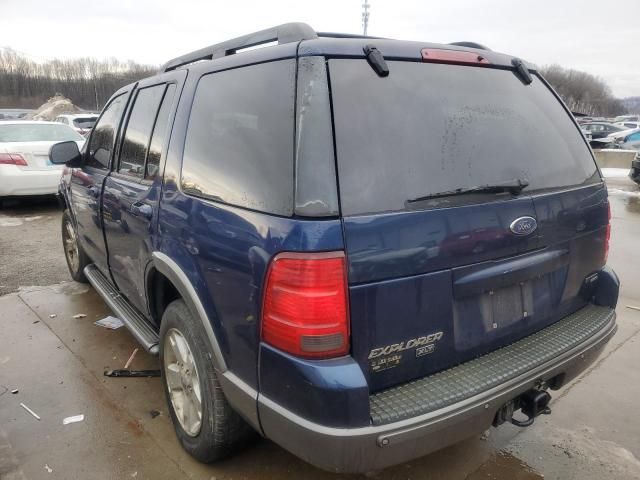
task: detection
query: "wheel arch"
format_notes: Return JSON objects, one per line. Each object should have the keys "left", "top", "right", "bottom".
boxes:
{"left": 149, "top": 251, "right": 227, "bottom": 372}
{"left": 148, "top": 251, "right": 262, "bottom": 432}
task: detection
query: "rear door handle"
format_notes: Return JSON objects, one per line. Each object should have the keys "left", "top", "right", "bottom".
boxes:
{"left": 130, "top": 202, "right": 153, "bottom": 220}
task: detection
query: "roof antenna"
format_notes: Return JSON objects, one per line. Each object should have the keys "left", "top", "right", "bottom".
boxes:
{"left": 362, "top": 0, "right": 370, "bottom": 36}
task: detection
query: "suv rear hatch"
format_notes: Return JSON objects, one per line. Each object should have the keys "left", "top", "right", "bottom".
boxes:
{"left": 329, "top": 57, "right": 608, "bottom": 391}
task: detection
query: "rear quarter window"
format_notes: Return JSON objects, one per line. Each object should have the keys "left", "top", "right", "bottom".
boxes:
{"left": 181, "top": 60, "right": 296, "bottom": 216}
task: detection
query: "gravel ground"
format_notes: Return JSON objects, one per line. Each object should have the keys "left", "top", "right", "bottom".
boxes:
{"left": 0, "top": 196, "right": 67, "bottom": 295}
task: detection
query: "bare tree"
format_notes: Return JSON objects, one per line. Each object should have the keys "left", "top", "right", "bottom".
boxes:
{"left": 539, "top": 64, "right": 627, "bottom": 117}
{"left": 0, "top": 48, "right": 156, "bottom": 109}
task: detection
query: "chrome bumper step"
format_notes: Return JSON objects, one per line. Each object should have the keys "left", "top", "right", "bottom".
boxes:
{"left": 370, "top": 304, "right": 615, "bottom": 425}
{"left": 84, "top": 264, "right": 159, "bottom": 355}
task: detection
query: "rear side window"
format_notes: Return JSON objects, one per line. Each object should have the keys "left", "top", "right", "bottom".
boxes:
{"left": 330, "top": 60, "right": 599, "bottom": 216}
{"left": 146, "top": 84, "right": 176, "bottom": 180}
{"left": 182, "top": 60, "right": 295, "bottom": 216}
{"left": 118, "top": 85, "right": 165, "bottom": 177}
{"left": 87, "top": 94, "right": 127, "bottom": 169}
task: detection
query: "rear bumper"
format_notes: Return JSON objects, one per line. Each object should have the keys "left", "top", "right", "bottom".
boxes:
{"left": 0, "top": 165, "right": 63, "bottom": 197}
{"left": 258, "top": 304, "right": 616, "bottom": 473}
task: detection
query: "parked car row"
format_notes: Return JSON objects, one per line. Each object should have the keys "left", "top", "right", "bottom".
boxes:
{"left": 591, "top": 127, "right": 640, "bottom": 150}
{"left": 573, "top": 116, "right": 640, "bottom": 151}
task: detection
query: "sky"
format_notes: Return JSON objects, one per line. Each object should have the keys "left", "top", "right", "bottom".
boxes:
{"left": 0, "top": 0, "right": 638, "bottom": 97}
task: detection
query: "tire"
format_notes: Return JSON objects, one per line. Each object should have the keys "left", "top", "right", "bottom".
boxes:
{"left": 61, "top": 209, "right": 90, "bottom": 283}
{"left": 160, "top": 299, "right": 256, "bottom": 463}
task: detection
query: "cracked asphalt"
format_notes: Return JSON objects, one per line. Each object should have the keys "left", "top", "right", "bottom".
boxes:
{"left": 1, "top": 175, "right": 639, "bottom": 479}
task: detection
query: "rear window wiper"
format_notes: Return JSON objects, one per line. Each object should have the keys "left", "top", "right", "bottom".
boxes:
{"left": 407, "top": 178, "right": 529, "bottom": 204}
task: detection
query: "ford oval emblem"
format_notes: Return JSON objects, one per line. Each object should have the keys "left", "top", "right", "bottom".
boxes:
{"left": 509, "top": 216, "right": 537, "bottom": 236}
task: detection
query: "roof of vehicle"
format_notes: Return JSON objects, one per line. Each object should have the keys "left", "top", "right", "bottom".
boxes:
{"left": 0, "top": 120, "right": 62, "bottom": 126}
{"left": 55, "top": 113, "right": 99, "bottom": 119}
{"left": 156, "top": 22, "right": 534, "bottom": 76}
{"left": 104, "top": 22, "right": 537, "bottom": 110}
{"left": 607, "top": 127, "right": 640, "bottom": 139}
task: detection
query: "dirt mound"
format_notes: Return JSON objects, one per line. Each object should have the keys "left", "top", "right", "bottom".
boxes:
{"left": 31, "top": 94, "right": 82, "bottom": 121}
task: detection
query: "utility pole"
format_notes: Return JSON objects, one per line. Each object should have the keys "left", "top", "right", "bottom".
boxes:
{"left": 362, "top": 0, "right": 370, "bottom": 36}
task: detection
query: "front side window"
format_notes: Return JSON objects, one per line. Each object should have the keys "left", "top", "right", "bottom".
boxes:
{"left": 87, "top": 94, "right": 127, "bottom": 169}
{"left": 181, "top": 60, "right": 295, "bottom": 216}
{"left": 118, "top": 85, "right": 165, "bottom": 177}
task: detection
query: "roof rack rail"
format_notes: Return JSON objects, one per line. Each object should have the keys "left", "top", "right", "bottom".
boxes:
{"left": 449, "top": 41, "right": 492, "bottom": 51}
{"left": 161, "top": 22, "right": 317, "bottom": 72}
{"left": 317, "top": 32, "right": 385, "bottom": 40}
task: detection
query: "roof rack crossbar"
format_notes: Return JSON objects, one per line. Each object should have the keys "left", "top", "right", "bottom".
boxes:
{"left": 161, "top": 22, "right": 317, "bottom": 72}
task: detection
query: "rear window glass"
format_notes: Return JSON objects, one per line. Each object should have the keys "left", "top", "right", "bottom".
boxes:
{"left": 181, "top": 60, "right": 295, "bottom": 216}
{"left": 330, "top": 60, "right": 599, "bottom": 216}
{"left": 73, "top": 117, "right": 97, "bottom": 128}
{"left": 0, "top": 123, "right": 83, "bottom": 142}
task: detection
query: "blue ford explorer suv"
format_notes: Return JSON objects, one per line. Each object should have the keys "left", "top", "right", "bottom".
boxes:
{"left": 51, "top": 23, "right": 619, "bottom": 473}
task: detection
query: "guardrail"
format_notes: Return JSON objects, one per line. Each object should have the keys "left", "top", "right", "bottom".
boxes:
{"left": 594, "top": 149, "right": 637, "bottom": 169}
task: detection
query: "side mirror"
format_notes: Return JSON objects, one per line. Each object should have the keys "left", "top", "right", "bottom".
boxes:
{"left": 49, "top": 141, "right": 81, "bottom": 167}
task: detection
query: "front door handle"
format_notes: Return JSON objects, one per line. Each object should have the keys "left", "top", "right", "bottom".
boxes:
{"left": 130, "top": 202, "right": 153, "bottom": 220}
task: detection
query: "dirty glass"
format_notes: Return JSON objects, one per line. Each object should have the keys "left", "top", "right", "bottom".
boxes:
{"left": 294, "top": 56, "right": 339, "bottom": 217}
{"left": 329, "top": 60, "right": 599, "bottom": 216}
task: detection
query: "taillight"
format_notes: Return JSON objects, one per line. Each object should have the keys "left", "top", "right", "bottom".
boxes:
{"left": 604, "top": 202, "right": 611, "bottom": 263}
{"left": 0, "top": 153, "right": 27, "bottom": 166}
{"left": 421, "top": 48, "right": 490, "bottom": 65}
{"left": 261, "top": 251, "right": 350, "bottom": 359}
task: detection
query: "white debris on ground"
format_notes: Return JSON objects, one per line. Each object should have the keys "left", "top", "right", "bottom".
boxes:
{"left": 30, "top": 94, "right": 82, "bottom": 121}
{"left": 94, "top": 316, "right": 124, "bottom": 330}
{"left": 601, "top": 168, "right": 631, "bottom": 178}
{"left": 62, "top": 414, "right": 85, "bottom": 425}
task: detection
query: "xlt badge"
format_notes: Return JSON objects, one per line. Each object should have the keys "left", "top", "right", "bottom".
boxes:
{"left": 368, "top": 332, "right": 444, "bottom": 360}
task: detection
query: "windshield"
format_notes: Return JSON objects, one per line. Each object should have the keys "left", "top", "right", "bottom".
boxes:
{"left": 73, "top": 117, "right": 97, "bottom": 128}
{"left": 0, "top": 123, "right": 84, "bottom": 142}
{"left": 330, "top": 60, "right": 599, "bottom": 216}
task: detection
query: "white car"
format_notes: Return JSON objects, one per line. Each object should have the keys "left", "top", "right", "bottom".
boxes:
{"left": 614, "top": 121, "right": 640, "bottom": 130}
{"left": 54, "top": 113, "right": 99, "bottom": 136}
{"left": 0, "top": 121, "right": 84, "bottom": 198}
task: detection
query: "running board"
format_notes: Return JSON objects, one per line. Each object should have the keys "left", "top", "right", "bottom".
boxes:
{"left": 84, "top": 264, "right": 159, "bottom": 355}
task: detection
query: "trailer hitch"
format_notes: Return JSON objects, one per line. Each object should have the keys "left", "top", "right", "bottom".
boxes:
{"left": 510, "top": 389, "right": 552, "bottom": 427}
{"left": 493, "top": 389, "right": 552, "bottom": 428}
